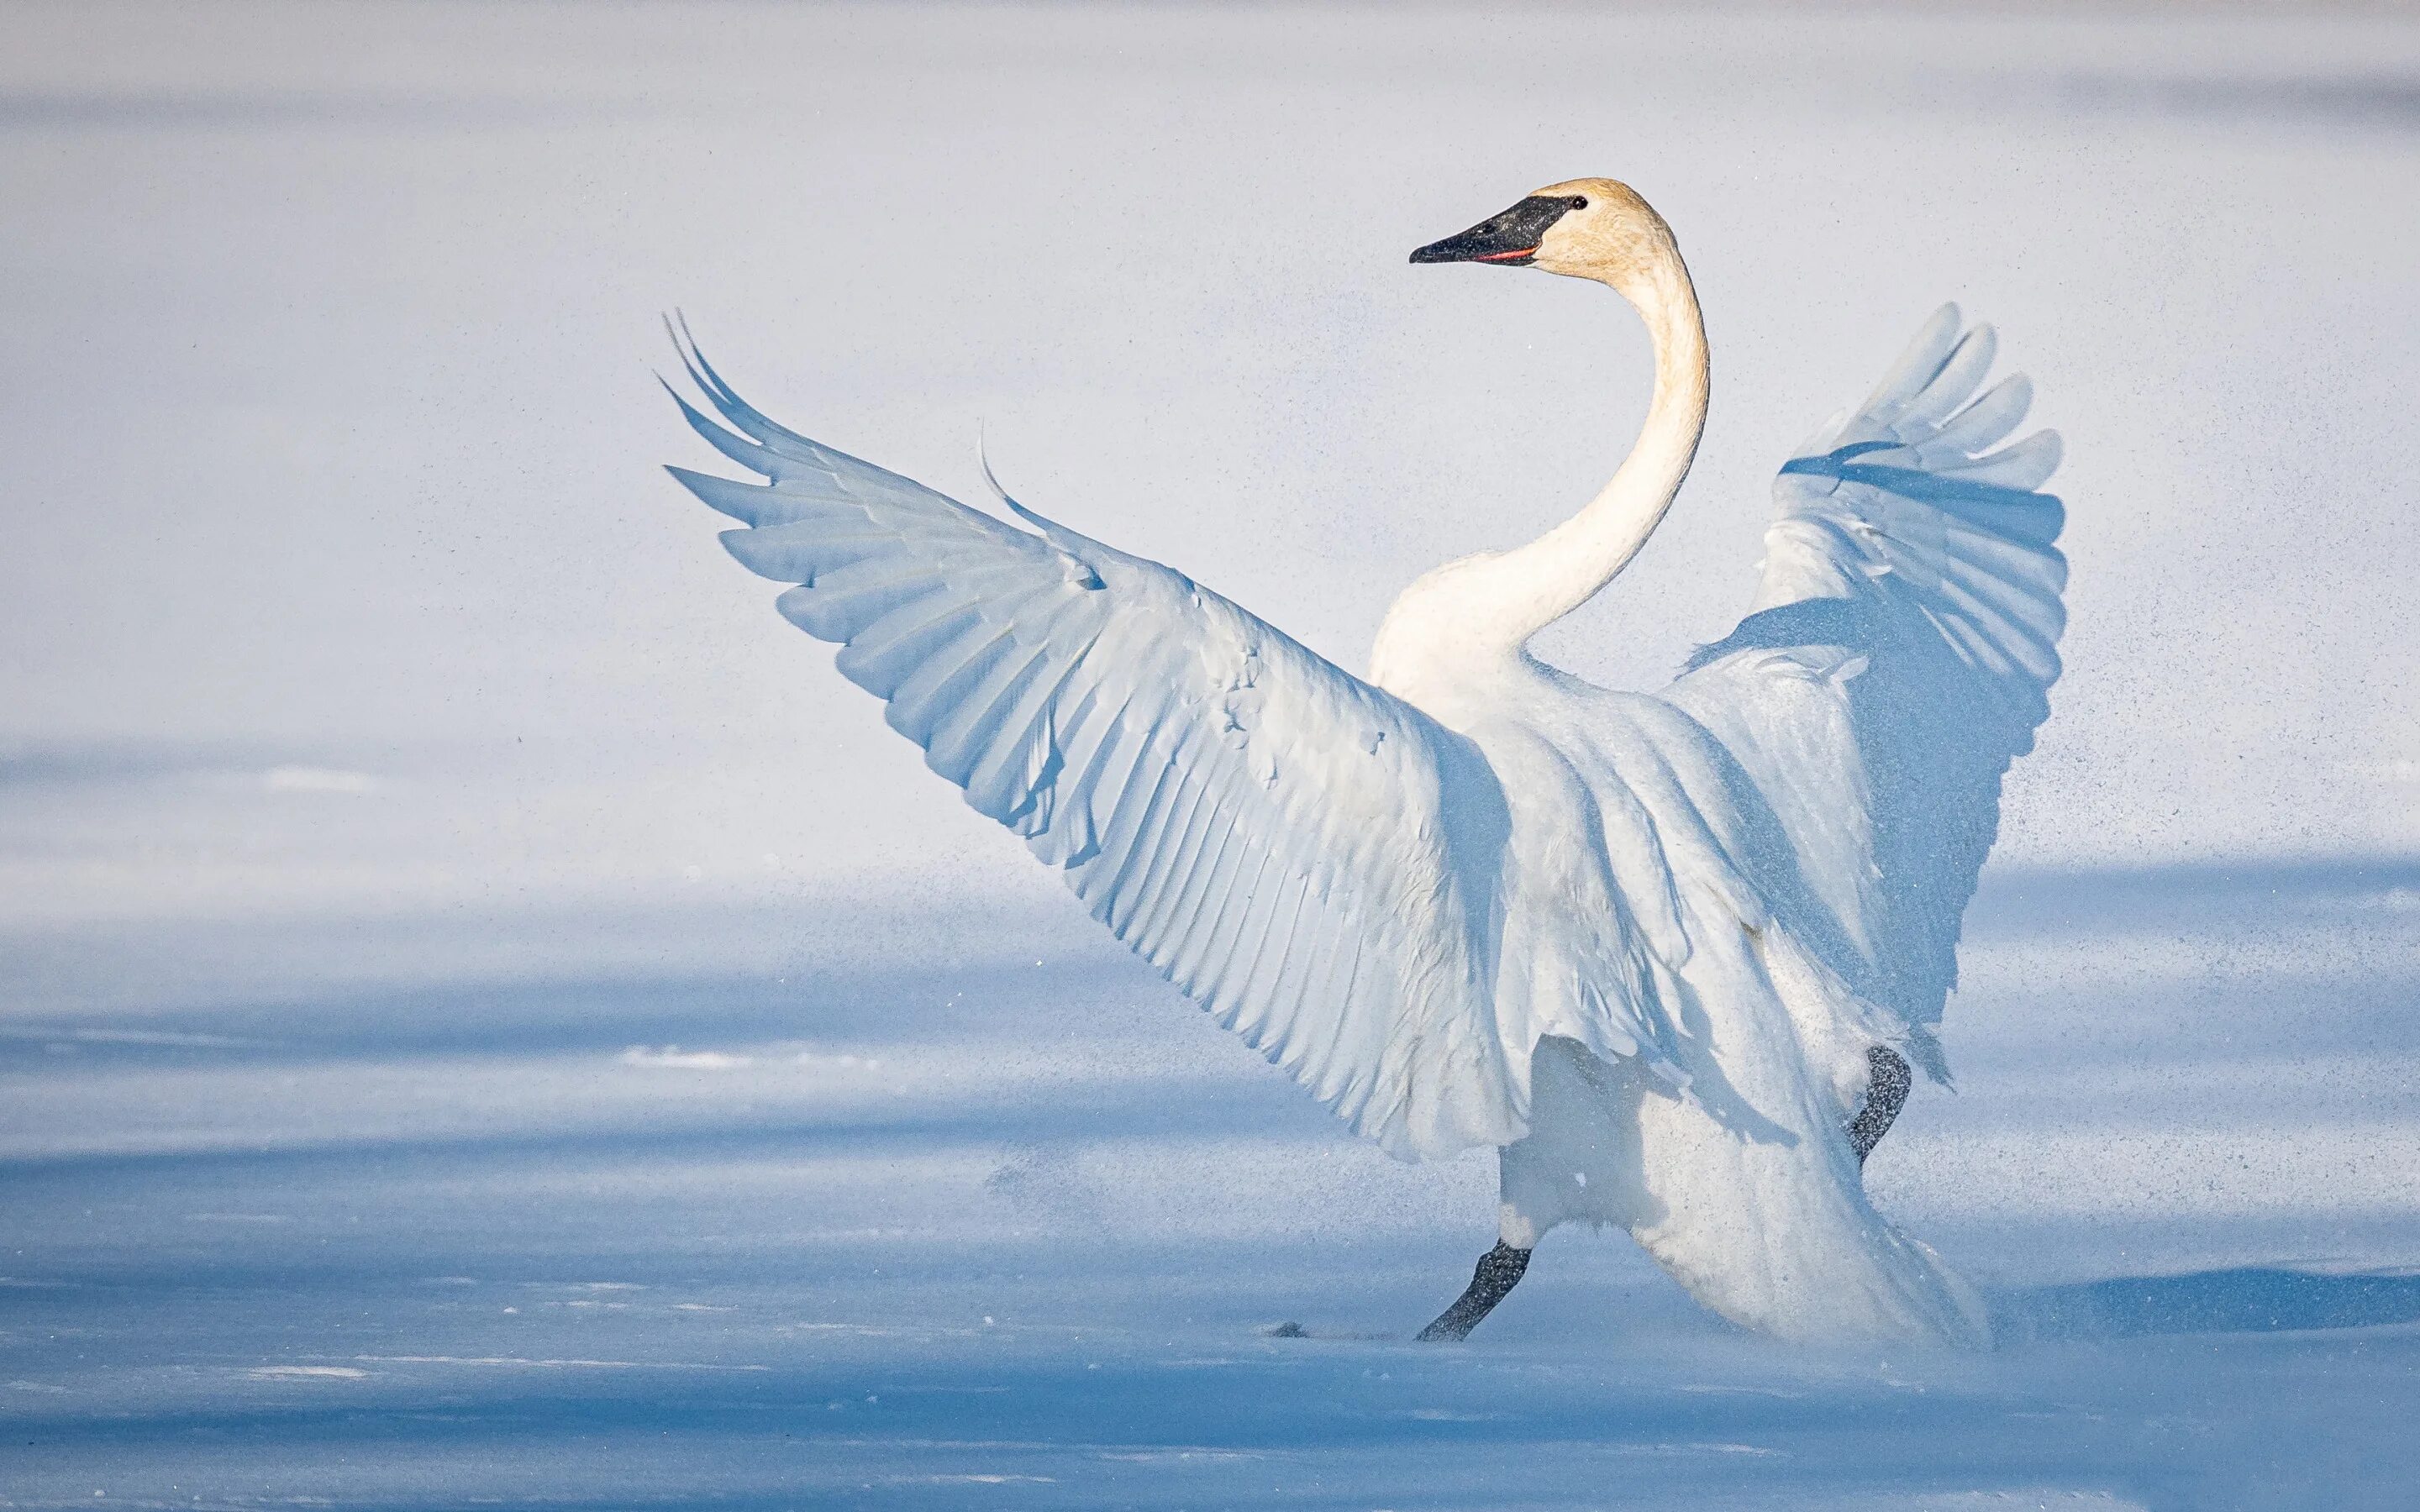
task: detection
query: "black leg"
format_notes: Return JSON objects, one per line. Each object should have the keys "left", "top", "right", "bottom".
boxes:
{"left": 1846, "top": 1044, "right": 1911, "bottom": 1167}
{"left": 1417, "top": 1241, "right": 1532, "bottom": 1341}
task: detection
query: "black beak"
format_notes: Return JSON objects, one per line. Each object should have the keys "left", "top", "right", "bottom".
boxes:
{"left": 1411, "top": 195, "right": 1577, "bottom": 266}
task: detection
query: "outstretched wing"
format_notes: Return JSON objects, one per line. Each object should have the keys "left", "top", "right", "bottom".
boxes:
{"left": 1661, "top": 306, "right": 2065, "bottom": 1070}
{"left": 664, "top": 330, "right": 1537, "bottom": 1160}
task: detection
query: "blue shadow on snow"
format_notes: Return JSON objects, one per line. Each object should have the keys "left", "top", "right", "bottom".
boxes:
{"left": 1998, "top": 1266, "right": 2420, "bottom": 1341}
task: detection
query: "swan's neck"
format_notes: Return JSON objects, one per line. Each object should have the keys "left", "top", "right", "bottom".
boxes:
{"left": 1371, "top": 249, "right": 1709, "bottom": 705}
{"left": 1502, "top": 258, "right": 1708, "bottom": 640}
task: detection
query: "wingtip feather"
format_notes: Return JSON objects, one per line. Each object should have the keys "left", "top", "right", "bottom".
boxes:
{"left": 1860, "top": 304, "right": 1967, "bottom": 417}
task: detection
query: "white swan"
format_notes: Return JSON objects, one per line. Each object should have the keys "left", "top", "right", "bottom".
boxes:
{"left": 665, "top": 178, "right": 2065, "bottom": 1349}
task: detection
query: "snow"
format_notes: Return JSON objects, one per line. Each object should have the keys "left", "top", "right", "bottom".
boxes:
{"left": 5, "top": 1, "right": 2420, "bottom": 1505}
{"left": 9, "top": 866, "right": 2420, "bottom": 1505}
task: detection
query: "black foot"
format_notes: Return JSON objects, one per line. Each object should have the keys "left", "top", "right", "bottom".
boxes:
{"left": 1417, "top": 1241, "right": 1531, "bottom": 1341}
{"left": 1846, "top": 1044, "right": 1911, "bottom": 1167}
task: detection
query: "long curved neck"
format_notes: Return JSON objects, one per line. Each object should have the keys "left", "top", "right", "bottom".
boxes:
{"left": 1369, "top": 237, "right": 1710, "bottom": 710}
{"left": 1485, "top": 254, "right": 1708, "bottom": 648}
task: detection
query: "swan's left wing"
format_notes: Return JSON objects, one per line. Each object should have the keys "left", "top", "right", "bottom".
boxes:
{"left": 664, "top": 333, "right": 1536, "bottom": 1160}
{"left": 1660, "top": 307, "right": 2065, "bottom": 1070}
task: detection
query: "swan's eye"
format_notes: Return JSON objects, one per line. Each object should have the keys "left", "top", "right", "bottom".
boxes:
{"left": 1569, "top": 196, "right": 1589, "bottom": 210}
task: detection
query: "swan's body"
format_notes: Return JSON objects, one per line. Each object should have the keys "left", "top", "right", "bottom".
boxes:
{"left": 666, "top": 179, "right": 2065, "bottom": 1348}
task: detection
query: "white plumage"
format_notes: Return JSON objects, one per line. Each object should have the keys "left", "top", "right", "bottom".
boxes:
{"left": 666, "top": 179, "right": 2064, "bottom": 1347}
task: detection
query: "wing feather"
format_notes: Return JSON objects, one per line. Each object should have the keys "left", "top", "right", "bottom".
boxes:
{"left": 1665, "top": 306, "right": 2066, "bottom": 1066}
{"left": 666, "top": 333, "right": 1528, "bottom": 1158}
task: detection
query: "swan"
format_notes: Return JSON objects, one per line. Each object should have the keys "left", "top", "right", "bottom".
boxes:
{"left": 663, "top": 178, "right": 2065, "bottom": 1349}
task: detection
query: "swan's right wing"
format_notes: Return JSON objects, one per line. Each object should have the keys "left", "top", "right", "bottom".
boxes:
{"left": 1662, "top": 307, "right": 2065, "bottom": 1067}
{"left": 665, "top": 333, "right": 1536, "bottom": 1160}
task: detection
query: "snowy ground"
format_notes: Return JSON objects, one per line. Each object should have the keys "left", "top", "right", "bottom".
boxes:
{"left": 7, "top": 3, "right": 2420, "bottom": 1507}
{"left": 8, "top": 860, "right": 2420, "bottom": 1507}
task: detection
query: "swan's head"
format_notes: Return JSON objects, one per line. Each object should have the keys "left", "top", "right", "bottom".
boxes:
{"left": 1410, "top": 177, "right": 1675, "bottom": 286}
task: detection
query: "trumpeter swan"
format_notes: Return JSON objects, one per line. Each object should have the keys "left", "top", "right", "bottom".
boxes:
{"left": 665, "top": 178, "right": 2064, "bottom": 1348}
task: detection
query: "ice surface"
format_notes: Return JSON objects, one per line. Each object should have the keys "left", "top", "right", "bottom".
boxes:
{"left": 5, "top": 1, "right": 2420, "bottom": 1505}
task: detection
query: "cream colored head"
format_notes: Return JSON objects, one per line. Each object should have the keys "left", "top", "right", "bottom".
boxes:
{"left": 1410, "top": 177, "right": 1678, "bottom": 291}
